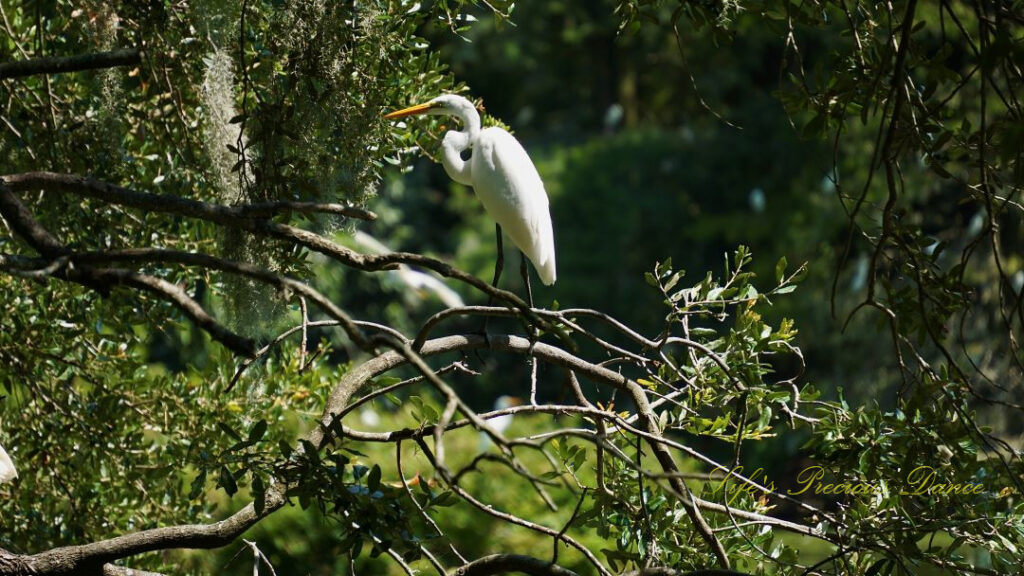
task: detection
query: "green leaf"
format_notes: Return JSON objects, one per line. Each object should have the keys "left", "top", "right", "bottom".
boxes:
{"left": 367, "top": 464, "right": 382, "bottom": 492}
{"left": 775, "top": 256, "right": 787, "bottom": 283}
{"left": 189, "top": 470, "right": 207, "bottom": 500}
{"left": 248, "top": 419, "right": 268, "bottom": 443}
{"left": 218, "top": 422, "right": 242, "bottom": 442}
{"left": 253, "top": 474, "right": 266, "bottom": 514}
{"left": 219, "top": 466, "right": 238, "bottom": 496}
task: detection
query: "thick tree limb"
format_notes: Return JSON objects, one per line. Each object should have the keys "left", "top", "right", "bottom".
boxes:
{"left": 0, "top": 172, "right": 539, "bottom": 321}
{"left": 0, "top": 48, "right": 141, "bottom": 79}
{"left": 0, "top": 183, "right": 67, "bottom": 257}
{"left": 101, "top": 268, "right": 258, "bottom": 356}
{"left": 0, "top": 497, "right": 285, "bottom": 576}
{"left": 72, "top": 248, "right": 370, "bottom": 350}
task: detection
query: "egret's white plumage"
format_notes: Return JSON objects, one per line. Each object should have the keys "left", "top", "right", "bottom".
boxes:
{"left": 385, "top": 95, "right": 556, "bottom": 285}
{"left": 351, "top": 231, "right": 465, "bottom": 308}
{"left": 0, "top": 443, "right": 16, "bottom": 484}
{"left": 479, "top": 395, "right": 522, "bottom": 450}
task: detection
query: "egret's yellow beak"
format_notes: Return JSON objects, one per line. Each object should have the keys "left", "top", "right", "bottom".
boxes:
{"left": 383, "top": 102, "right": 435, "bottom": 120}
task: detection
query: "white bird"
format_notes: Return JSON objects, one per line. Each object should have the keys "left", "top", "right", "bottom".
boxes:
{"left": 384, "top": 95, "right": 556, "bottom": 292}
{"left": 0, "top": 443, "right": 16, "bottom": 484}
{"left": 479, "top": 395, "right": 522, "bottom": 450}
{"left": 351, "top": 231, "right": 465, "bottom": 308}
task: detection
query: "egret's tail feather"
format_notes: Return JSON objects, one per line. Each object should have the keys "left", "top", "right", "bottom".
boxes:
{"left": 537, "top": 256, "right": 556, "bottom": 286}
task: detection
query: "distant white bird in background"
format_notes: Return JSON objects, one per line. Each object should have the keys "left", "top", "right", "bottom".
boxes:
{"left": 479, "top": 395, "right": 522, "bottom": 450}
{"left": 0, "top": 444, "right": 16, "bottom": 484}
{"left": 359, "top": 406, "right": 382, "bottom": 428}
{"left": 384, "top": 94, "right": 556, "bottom": 305}
{"left": 351, "top": 231, "right": 465, "bottom": 309}
{"left": 748, "top": 187, "right": 766, "bottom": 213}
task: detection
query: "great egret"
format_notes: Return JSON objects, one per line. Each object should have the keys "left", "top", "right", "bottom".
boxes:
{"left": 0, "top": 443, "right": 16, "bottom": 484}
{"left": 351, "top": 231, "right": 465, "bottom": 308}
{"left": 384, "top": 95, "right": 556, "bottom": 296}
{"left": 479, "top": 395, "right": 522, "bottom": 449}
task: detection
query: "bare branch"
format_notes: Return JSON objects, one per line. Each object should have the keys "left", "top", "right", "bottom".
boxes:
{"left": 105, "top": 268, "right": 258, "bottom": 356}
{"left": 0, "top": 182, "right": 67, "bottom": 257}
{"left": 72, "top": 248, "right": 370, "bottom": 350}
{"left": 450, "top": 554, "right": 579, "bottom": 576}
{"left": 103, "top": 564, "right": 167, "bottom": 576}
{"left": 234, "top": 200, "right": 377, "bottom": 221}
{"left": 0, "top": 48, "right": 141, "bottom": 79}
{"left": 0, "top": 172, "right": 562, "bottom": 340}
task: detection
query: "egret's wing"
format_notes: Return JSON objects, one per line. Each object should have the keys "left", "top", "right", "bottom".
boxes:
{"left": 351, "top": 230, "right": 391, "bottom": 255}
{"left": 398, "top": 268, "right": 466, "bottom": 308}
{"left": 0, "top": 444, "right": 16, "bottom": 484}
{"left": 354, "top": 231, "right": 465, "bottom": 307}
{"left": 473, "top": 128, "right": 556, "bottom": 285}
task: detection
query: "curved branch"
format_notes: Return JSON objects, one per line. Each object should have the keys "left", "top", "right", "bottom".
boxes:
{"left": 72, "top": 248, "right": 370, "bottom": 350}
{"left": 0, "top": 496, "right": 282, "bottom": 576}
{"left": 1, "top": 184, "right": 257, "bottom": 354}
{"left": 234, "top": 200, "right": 376, "bottom": 220}
{"left": 0, "top": 172, "right": 567, "bottom": 342}
{"left": 0, "top": 331, "right": 822, "bottom": 575}
{"left": 106, "top": 268, "right": 258, "bottom": 356}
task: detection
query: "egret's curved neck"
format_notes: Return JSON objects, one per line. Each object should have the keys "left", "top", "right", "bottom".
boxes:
{"left": 439, "top": 131, "right": 473, "bottom": 186}
{"left": 450, "top": 104, "right": 481, "bottom": 139}
{"left": 436, "top": 103, "right": 481, "bottom": 186}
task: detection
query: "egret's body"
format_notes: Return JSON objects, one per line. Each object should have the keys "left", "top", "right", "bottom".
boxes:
{"left": 385, "top": 95, "right": 556, "bottom": 286}
{"left": 351, "top": 231, "right": 465, "bottom": 308}
{"left": 0, "top": 444, "right": 16, "bottom": 484}
{"left": 479, "top": 395, "right": 522, "bottom": 450}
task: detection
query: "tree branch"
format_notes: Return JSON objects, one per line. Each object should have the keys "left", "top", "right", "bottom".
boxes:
{"left": 0, "top": 331, "right": 821, "bottom": 575}
{"left": 0, "top": 48, "right": 141, "bottom": 79}
{"left": 450, "top": 554, "right": 579, "bottom": 576}
{"left": 234, "top": 200, "right": 377, "bottom": 221}
{"left": 0, "top": 172, "right": 550, "bottom": 334}
{"left": 0, "top": 183, "right": 258, "bottom": 355}
{"left": 72, "top": 248, "right": 371, "bottom": 350}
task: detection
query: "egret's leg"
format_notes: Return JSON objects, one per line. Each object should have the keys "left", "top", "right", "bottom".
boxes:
{"left": 480, "top": 223, "right": 504, "bottom": 341}
{"left": 520, "top": 251, "right": 540, "bottom": 402}
{"left": 489, "top": 223, "right": 504, "bottom": 295}
{"left": 520, "top": 251, "right": 534, "bottom": 310}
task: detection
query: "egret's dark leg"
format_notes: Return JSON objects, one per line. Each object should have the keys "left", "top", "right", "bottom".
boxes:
{"left": 480, "top": 223, "right": 504, "bottom": 343}
{"left": 521, "top": 250, "right": 539, "bottom": 404}
{"left": 521, "top": 250, "right": 542, "bottom": 351}
{"left": 488, "top": 223, "right": 505, "bottom": 300}
{"left": 520, "top": 251, "right": 534, "bottom": 310}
